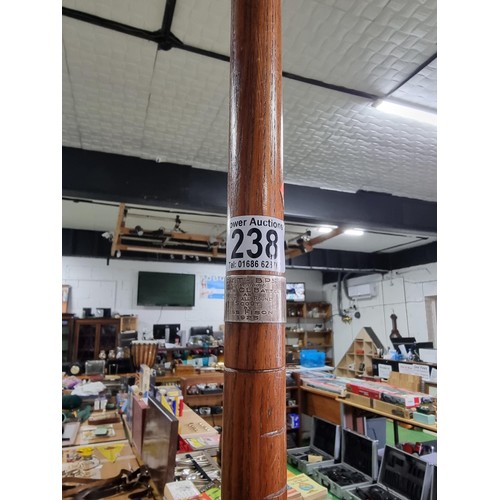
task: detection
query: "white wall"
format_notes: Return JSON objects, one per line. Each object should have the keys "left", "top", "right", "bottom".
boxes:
{"left": 63, "top": 256, "right": 436, "bottom": 363}
{"left": 323, "top": 263, "right": 437, "bottom": 365}
{"left": 62, "top": 256, "right": 324, "bottom": 337}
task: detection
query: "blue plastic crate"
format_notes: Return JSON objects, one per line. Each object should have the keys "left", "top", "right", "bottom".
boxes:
{"left": 300, "top": 349, "right": 325, "bottom": 368}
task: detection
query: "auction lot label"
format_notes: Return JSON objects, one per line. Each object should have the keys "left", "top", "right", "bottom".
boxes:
{"left": 226, "top": 215, "right": 285, "bottom": 273}
{"left": 224, "top": 275, "right": 286, "bottom": 323}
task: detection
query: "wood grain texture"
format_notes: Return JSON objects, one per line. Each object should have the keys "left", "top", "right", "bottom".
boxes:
{"left": 228, "top": 0, "right": 283, "bottom": 220}
{"left": 223, "top": 369, "right": 287, "bottom": 499}
{"left": 300, "top": 388, "right": 342, "bottom": 425}
{"left": 224, "top": 323, "right": 285, "bottom": 371}
{"left": 223, "top": 0, "right": 285, "bottom": 498}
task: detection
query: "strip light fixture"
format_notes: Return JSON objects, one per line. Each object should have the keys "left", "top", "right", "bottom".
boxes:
{"left": 318, "top": 225, "right": 338, "bottom": 233}
{"left": 345, "top": 228, "right": 364, "bottom": 236}
{"left": 374, "top": 99, "right": 437, "bottom": 126}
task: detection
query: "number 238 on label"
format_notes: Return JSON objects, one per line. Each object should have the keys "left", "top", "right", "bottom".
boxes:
{"left": 226, "top": 216, "right": 285, "bottom": 273}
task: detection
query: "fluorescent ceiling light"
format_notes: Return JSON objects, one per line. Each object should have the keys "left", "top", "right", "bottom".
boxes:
{"left": 345, "top": 228, "right": 364, "bottom": 236}
{"left": 318, "top": 225, "right": 338, "bottom": 233}
{"left": 374, "top": 99, "right": 437, "bottom": 126}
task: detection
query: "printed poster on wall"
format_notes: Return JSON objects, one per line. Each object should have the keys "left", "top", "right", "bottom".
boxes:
{"left": 200, "top": 275, "right": 225, "bottom": 299}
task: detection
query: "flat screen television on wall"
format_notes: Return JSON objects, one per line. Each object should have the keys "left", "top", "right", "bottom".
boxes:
{"left": 137, "top": 271, "right": 196, "bottom": 307}
{"left": 286, "top": 282, "right": 305, "bottom": 302}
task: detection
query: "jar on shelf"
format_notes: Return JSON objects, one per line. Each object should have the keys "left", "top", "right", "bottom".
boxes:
{"left": 98, "top": 350, "right": 106, "bottom": 360}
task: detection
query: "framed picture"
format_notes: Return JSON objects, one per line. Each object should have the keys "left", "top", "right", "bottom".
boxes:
{"left": 62, "top": 285, "right": 70, "bottom": 313}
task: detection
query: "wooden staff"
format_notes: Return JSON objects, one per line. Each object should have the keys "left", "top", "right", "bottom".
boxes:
{"left": 222, "top": 0, "right": 286, "bottom": 498}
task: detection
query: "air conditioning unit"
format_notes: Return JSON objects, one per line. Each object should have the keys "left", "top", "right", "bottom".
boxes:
{"left": 347, "top": 283, "right": 376, "bottom": 300}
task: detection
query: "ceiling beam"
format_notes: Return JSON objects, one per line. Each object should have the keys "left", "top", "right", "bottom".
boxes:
{"left": 62, "top": 147, "right": 436, "bottom": 236}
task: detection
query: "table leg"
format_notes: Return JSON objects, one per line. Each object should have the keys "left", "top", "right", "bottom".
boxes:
{"left": 393, "top": 420, "right": 399, "bottom": 444}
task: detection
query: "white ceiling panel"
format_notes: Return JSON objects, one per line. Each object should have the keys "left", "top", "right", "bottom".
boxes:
{"left": 141, "top": 50, "right": 230, "bottom": 167}
{"left": 391, "top": 57, "right": 437, "bottom": 109}
{"left": 171, "top": 0, "right": 437, "bottom": 97}
{"left": 282, "top": 0, "right": 436, "bottom": 95}
{"left": 171, "top": 0, "right": 231, "bottom": 56}
{"left": 313, "top": 231, "right": 436, "bottom": 253}
{"left": 63, "top": 17, "right": 158, "bottom": 156}
{"left": 282, "top": 79, "right": 436, "bottom": 200}
{"left": 62, "top": 0, "right": 167, "bottom": 31}
{"left": 62, "top": 1, "right": 437, "bottom": 257}
{"left": 62, "top": 43, "right": 82, "bottom": 149}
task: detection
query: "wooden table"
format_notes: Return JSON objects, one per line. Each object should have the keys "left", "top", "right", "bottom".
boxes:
{"left": 63, "top": 411, "right": 127, "bottom": 447}
{"left": 295, "top": 385, "right": 341, "bottom": 446}
{"left": 338, "top": 397, "right": 437, "bottom": 445}
{"left": 62, "top": 415, "right": 163, "bottom": 499}
{"left": 178, "top": 405, "right": 221, "bottom": 454}
{"left": 299, "top": 386, "right": 342, "bottom": 422}
{"left": 62, "top": 439, "right": 163, "bottom": 500}
{"left": 298, "top": 384, "right": 437, "bottom": 446}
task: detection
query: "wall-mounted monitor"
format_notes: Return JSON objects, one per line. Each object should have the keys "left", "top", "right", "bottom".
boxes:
{"left": 190, "top": 326, "right": 213, "bottom": 337}
{"left": 153, "top": 324, "right": 181, "bottom": 343}
{"left": 137, "top": 272, "right": 195, "bottom": 307}
{"left": 286, "top": 282, "right": 305, "bottom": 302}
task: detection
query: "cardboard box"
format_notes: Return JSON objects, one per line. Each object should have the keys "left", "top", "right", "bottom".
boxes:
{"left": 412, "top": 411, "right": 436, "bottom": 425}
{"left": 287, "top": 484, "right": 302, "bottom": 499}
{"left": 347, "top": 379, "right": 434, "bottom": 408}
{"left": 345, "top": 392, "right": 373, "bottom": 408}
{"left": 183, "top": 433, "right": 220, "bottom": 451}
{"left": 287, "top": 473, "right": 328, "bottom": 499}
{"left": 164, "top": 480, "right": 200, "bottom": 500}
{"left": 372, "top": 399, "right": 413, "bottom": 419}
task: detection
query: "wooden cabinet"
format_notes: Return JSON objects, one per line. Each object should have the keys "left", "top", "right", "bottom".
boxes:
{"left": 120, "top": 315, "right": 138, "bottom": 333}
{"left": 62, "top": 314, "right": 75, "bottom": 363}
{"left": 286, "top": 301, "right": 333, "bottom": 365}
{"left": 72, "top": 318, "right": 121, "bottom": 362}
{"left": 179, "top": 372, "right": 224, "bottom": 430}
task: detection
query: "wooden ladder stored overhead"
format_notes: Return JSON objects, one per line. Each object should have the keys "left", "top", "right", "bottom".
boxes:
{"left": 110, "top": 203, "right": 226, "bottom": 260}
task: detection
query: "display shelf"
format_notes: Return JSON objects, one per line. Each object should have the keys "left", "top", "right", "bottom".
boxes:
{"left": 286, "top": 374, "right": 301, "bottom": 448}
{"left": 286, "top": 301, "right": 334, "bottom": 366}
{"left": 286, "top": 301, "right": 332, "bottom": 320}
{"left": 334, "top": 327, "right": 384, "bottom": 378}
